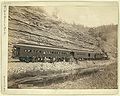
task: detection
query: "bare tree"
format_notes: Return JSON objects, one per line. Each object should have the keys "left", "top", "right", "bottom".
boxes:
{"left": 52, "top": 7, "right": 59, "bottom": 19}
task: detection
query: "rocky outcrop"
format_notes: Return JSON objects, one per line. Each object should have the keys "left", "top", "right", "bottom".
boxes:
{"left": 88, "top": 25, "right": 117, "bottom": 58}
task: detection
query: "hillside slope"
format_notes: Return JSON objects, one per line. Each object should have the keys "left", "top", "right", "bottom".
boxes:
{"left": 8, "top": 6, "right": 98, "bottom": 59}
{"left": 88, "top": 25, "right": 117, "bottom": 58}
{"left": 8, "top": 6, "right": 117, "bottom": 60}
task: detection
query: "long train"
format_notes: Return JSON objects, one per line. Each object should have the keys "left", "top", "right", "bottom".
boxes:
{"left": 12, "top": 43, "right": 108, "bottom": 63}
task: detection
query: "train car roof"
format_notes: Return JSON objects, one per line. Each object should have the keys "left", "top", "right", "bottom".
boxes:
{"left": 14, "top": 43, "right": 95, "bottom": 52}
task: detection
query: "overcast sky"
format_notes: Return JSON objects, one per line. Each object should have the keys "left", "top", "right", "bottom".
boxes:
{"left": 44, "top": 5, "right": 118, "bottom": 27}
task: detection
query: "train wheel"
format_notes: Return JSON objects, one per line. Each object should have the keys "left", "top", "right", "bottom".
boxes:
{"left": 79, "top": 58, "right": 82, "bottom": 61}
{"left": 61, "top": 58, "right": 64, "bottom": 61}
{"left": 65, "top": 58, "right": 70, "bottom": 62}
{"left": 50, "top": 58, "right": 53, "bottom": 63}
{"left": 41, "top": 57, "right": 45, "bottom": 62}
{"left": 19, "top": 57, "right": 24, "bottom": 62}
{"left": 55, "top": 58, "right": 59, "bottom": 62}
{"left": 25, "top": 56, "right": 30, "bottom": 63}
{"left": 37, "top": 57, "right": 41, "bottom": 62}
{"left": 35, "top": 57, "right": 38, "bottom": 62}
{"left": 81, "top": 58, "right": 84, "bottom": 61}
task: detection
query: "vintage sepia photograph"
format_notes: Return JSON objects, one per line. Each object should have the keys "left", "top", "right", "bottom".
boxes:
{"left": 6, "top": 1, "right": 118, "bottom": 90}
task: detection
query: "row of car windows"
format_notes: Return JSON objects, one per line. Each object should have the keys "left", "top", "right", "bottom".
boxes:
{"left": 76, "top": 53, "right": 103, "bottom": 57}
{"left": 24, "top": 49, "right": 67, "bottom": 54}
{"left": 77, "top": 53, "right": 86, "bottom": 55}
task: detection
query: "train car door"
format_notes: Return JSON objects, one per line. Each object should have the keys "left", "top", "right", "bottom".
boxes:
{"left": 13, "top": 46, "right": 20, "bottom": 58}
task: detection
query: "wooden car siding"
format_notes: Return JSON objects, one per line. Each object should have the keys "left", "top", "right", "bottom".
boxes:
{"left": 19, "top": 46, "right": 71, "bottom": 58}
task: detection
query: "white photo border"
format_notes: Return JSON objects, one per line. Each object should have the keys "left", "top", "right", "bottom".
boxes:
{"left": 1, "top": 1, "right": 119, "bottom": 95}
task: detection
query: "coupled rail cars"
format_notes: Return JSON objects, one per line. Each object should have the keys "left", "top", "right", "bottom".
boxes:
{"left": 12, "top": 43, "right": 108, "bottom": 63}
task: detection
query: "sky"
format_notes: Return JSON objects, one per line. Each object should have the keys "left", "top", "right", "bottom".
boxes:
{"left": 44, "top": 5, "right": 118, "bottom": 27}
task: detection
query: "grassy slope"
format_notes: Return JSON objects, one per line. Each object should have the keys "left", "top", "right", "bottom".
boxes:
{"left": 38, "top": 62, "right": 117, "bottom": 89}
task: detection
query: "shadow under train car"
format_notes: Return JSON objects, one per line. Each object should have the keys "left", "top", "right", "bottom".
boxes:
{"left": 12, "top": 43, "right": 108, "bottom": 63}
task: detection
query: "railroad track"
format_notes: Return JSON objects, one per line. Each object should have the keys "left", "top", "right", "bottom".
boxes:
{"left": 8, "top": 66, "right": 100, "bottom": 88}
{"left": 8, "top": 59, "right": 113, "bottom": 88}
